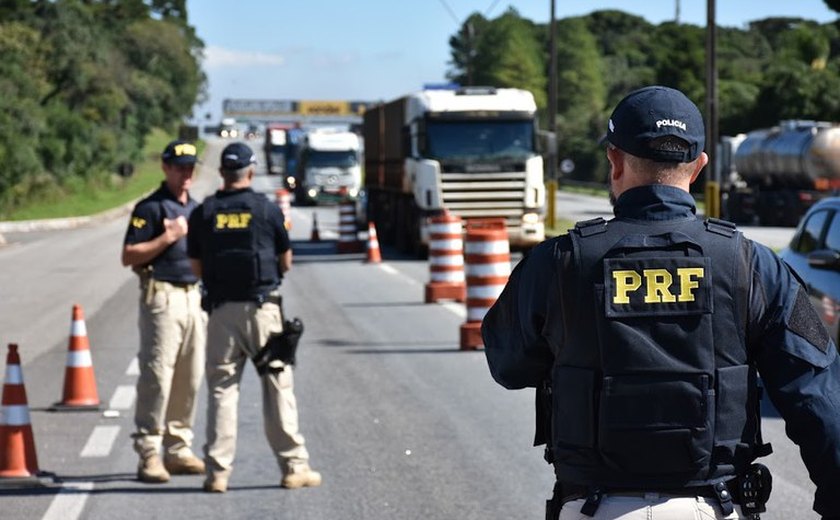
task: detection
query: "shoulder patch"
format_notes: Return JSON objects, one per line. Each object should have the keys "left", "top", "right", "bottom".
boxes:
{"left": 789, "top": 286, "right": 830, "bottom": 352}
{"left": 131, "top": 217, "right": 147, "bottom": 229}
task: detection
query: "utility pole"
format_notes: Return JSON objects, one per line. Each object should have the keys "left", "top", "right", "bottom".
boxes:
{"left": 548, "top": 0, "right": 557, "bottom": 181}
{"left": 704, "top": 0, "right": 720, "bottom": 218}
{"left": 675, "top": 0, "right": 681, "bottom": 24}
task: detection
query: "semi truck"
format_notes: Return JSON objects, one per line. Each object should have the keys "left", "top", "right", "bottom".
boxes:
{"left": 362, "top": 86, "right": 545, "bottom": 255}
{"left": 722, "top": 120, "right": 840, "bottom": 227}
{"left": 295, "top": 128, "right": 362, "bottom": 205}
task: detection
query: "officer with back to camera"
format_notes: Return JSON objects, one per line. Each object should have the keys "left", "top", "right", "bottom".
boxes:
{"left": 121, "top": 139, "right": 206, "bottom": 483}
{"left": 482, "top": 86, "right": 840, "bottom": 519}
{"left": 186, "top": 142, "right": 321, "bottom": 493}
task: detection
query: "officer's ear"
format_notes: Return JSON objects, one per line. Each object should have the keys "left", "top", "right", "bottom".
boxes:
{"left": 688, "top": 152, "right": 709, "bottom": 185}
{"left": 606, "top": 145, "right": 624, "bottom": 181}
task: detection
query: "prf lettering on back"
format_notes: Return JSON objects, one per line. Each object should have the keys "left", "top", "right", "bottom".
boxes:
{"left": 215, "top": 212, "right": 252, "bottom": 230}
{"left": 612, "top": 267, "right": 705, "bottom": 304}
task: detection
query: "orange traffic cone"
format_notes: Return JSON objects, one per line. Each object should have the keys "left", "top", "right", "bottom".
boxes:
{"left": 310, "top": 212, "right": 321, "bottom": 242}
{"left": 52, "top": 304, "right": 100, "bottom": 411}
{"left": 0, "top": 344, "right": 41, "bottom": 482}
{"left": 366, "top": 221, "right": 382, "bottom": 264}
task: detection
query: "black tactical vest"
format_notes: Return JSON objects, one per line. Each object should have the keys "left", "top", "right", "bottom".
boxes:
{"left": 152, "top": 198, "right": 198, "bottom": 284}
{"left": 552, "top": 216, "right": 767, "bottom": 489}
{"left": 201, "top": 191, "right": 280, "bottom": 302}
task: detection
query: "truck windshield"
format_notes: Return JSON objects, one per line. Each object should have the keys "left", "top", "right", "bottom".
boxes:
{"left": 307, "top": 150, "right": 358, "bottom": 168}
{"left": 425, "top": 120, "right": 535, "bottom": 161}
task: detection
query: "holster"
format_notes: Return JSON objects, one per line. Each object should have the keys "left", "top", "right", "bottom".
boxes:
{"left": 252, "top": 317, "right": 304, "bottom": 375}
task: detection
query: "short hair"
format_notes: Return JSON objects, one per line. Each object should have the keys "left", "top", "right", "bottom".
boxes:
{"left": 624, "top": 136, "right": 698, "bottom": 183}
{"left": 220, "top": 165, "right": 251, "bottom": 183}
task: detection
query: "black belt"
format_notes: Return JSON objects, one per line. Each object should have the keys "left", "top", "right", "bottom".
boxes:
{"left": 157, "top": 280, "right": 198, "bottom": 289}
{"left": 560, "top": 481, "right": 740, "bottom": 505}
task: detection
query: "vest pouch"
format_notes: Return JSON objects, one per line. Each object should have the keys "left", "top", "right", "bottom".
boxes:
{"left": 257, "top": 251, "right": 280, "bottom": 284}
{"left": 552, "top": 366, "right": 596, "bottom": 449}
{"left": 714, "top": 364, "right": 754, "bottom": 468}
{"left": 598, "top": 373, "right": 714, "bottom": 475}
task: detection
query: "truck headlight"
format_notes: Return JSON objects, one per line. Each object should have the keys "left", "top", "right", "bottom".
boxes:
{"left": 308, "top": 188, "right": 318, "bottom": 198}
{"left": 522, "top": 213, "right": 540, "bottom": 224}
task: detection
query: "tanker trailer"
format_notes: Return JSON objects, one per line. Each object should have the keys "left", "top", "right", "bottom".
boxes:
{"left": 726, "top": 120, "right": 840, "bottom": 227}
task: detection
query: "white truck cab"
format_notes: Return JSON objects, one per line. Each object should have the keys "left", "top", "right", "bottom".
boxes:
{"left": 296, "top": 129, "right": 362, "bottom": 204}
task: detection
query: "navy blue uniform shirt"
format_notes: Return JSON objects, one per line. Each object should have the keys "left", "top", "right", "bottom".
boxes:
{"left": 123, "top": 182, "right": 198, "bottom": 284}
{"left": 482, "top": 185, "right": 840, "bottom": 517}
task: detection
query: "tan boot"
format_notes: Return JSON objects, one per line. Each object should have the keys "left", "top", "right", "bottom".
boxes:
{"left": 138, "top": 454, "right": 170, "bottom": 483}
{"left": 164, "top": 454, "right": 206, "bottom": 475}
{"left": 281, "top": 465, "right": 322, "bottom": 489}
{"left": 203, "top": 475, "right": 228, "bottom": 493}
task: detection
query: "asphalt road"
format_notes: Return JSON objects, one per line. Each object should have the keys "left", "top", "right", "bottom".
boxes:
{"left": 0, "top": 139, "right": 819, "bottom": 519}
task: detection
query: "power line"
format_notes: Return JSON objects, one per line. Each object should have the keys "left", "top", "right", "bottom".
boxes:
{"left": 485, "top": 0, "right": 502, "bottom": 17}
{"left": 436, "top": 0, "right": 461, "bottom": 26}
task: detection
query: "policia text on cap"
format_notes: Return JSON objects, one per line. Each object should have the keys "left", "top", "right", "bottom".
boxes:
{"left": 482, "top": 86, "right": 840, "bottom": 520}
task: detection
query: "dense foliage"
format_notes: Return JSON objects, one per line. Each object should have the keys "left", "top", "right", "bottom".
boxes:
{"left": 447, "top": 6, "right": 840, "bottom": 182}
{"left": 0, "top": 0, "right": 204, "bottom": 214}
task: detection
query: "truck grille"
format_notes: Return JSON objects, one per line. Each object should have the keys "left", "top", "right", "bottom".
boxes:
{"left": 440, "top": 171, "right": 531, "bottom": 226}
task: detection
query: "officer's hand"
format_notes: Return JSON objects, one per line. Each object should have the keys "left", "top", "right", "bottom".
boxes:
{"left": 163, "top": 216, "right": 189, "bottom": 243}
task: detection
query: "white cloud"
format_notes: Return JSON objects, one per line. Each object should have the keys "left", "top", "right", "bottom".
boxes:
{"left": 203, "top": 45, "right": 285, "bottom": 68}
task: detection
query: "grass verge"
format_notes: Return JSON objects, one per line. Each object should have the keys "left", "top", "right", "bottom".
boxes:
{"left": 4, "top": 129, "right": 205, "bottom": 221}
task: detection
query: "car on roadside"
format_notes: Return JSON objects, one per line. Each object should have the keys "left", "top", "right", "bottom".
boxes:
{"left": 779, "top": 197, "right": 840, "bottom": 348}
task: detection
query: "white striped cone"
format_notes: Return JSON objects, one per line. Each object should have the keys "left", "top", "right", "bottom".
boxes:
{"left": 55, "top": 304, "right": 100, "bottom": 409}
{"left": 366, "top": 222, "right": 382, "bottom": 263}
{"left": 425, "top": 213, "right": 466, "bottom": 303}
{"left": 337, "top": 201, "right": 361, "bottom": 254}
{"left": 0, "top": 344, "right": 40, "bottom": 478}
{"left": 276, "top": 189, "right": 292, "bottom": 231}
{"left": 460, "top": 219, "right": 510, "bottom": 350}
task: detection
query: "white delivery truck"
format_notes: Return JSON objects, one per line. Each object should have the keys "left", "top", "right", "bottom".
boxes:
{"left": 295, "top": 129, "right": 362, "bottom": 205}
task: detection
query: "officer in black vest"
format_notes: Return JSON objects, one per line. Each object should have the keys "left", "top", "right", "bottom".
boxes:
{"left": 186, "top": 142, "right": 320, "bottom": 493}
{"left": 482, "top": 86, "right": 840, "bottom": 519}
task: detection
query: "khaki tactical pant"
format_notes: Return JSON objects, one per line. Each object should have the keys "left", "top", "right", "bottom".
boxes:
{"left": 134, "top": 279, "right": 206, "bottom": 459}
{"left": 560, "top": 496, "right": 746, "bottom": 519}
{"left": 204, "top": 301, "right": 309, "bottom": 480}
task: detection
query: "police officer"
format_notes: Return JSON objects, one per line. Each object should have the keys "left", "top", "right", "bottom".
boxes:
{"left": 121, "top": 139, "right": 206, "bottom": 483}
{"left": 186, "top": 142, "right": 321, "bottom": 493}
{"left": 482, "top": 86, "right": 840, "bottom": 519}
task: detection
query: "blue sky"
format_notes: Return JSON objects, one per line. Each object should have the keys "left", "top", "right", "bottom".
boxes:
{"left": 185, "top": 1, "right": 838, "bottom": 123}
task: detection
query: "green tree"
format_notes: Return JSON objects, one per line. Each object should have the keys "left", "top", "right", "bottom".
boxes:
{"left": 470, "top": 8, "right": 546, "bottom": 108}
{"left": 447, "top": 13, "right": 489, "bottom": 86}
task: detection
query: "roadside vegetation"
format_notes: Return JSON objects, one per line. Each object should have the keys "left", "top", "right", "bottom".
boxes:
{"left": 0, "top": 1, "right": 204, "bottom": 219}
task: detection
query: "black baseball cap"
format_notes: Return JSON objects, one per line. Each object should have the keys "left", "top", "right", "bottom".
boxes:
{"left": 220, "top": 142, "right": 257, "bottom": 170}
{"left": 161, "top": 140, "right": 198, "bottom": 165}
{"left": 605, "top": 85, "right": 705, "bottom": 163}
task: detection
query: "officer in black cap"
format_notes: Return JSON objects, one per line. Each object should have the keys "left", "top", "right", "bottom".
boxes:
{"left": 482, "top": 86, "right": 840, "bottom": 519}
{"left": 186, "top": 142, "right": 320, "bottom": 493}
{"left": 121, "top": 139, "right": 206, "bottom": 483}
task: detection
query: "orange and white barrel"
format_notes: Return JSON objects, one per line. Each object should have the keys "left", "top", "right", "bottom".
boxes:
{"left": 275, "top": 189, "right": 292, "bottom": 231}
{"left": 425, "top": 213, "right": 465, "bottom": 303}
{"left": 460, "top": 219, "right": 510, "bottom": 350}
{"left": 337, "top": 201, "right": 361, "bottom": 254}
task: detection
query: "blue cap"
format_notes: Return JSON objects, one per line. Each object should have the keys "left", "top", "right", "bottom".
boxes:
{"left": 220, "top": 142, "right": 257, "bottom": 170}
{"left": 161, "top": 140, "right": 197, "bottom": 165}
{"left": 606, "top": 86, "right": 705, "bottom": 163}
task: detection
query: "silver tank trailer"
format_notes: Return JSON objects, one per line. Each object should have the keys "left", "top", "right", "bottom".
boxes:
{"left": 733, "top": 120, "right": 840, "bottom": 188}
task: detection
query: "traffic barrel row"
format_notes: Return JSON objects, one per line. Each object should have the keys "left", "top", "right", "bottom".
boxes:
{"left": 337, "top": 201, "right": 362, "bottom": 254}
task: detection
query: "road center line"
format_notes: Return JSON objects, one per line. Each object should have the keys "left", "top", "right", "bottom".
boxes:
{"left": 441, "top": 302, "right": 467, "bottom": 319}
{"left": 42, "top": 482, "right": 94, "bottom": 520}
{"left": 108, "top": 385, "right": 136, "bottom": 410}
{"left": 80, "top": 425, "right": 121, "bottom": 458}
{"left": 378, "top": 263, "right": 421, "bottom": 286}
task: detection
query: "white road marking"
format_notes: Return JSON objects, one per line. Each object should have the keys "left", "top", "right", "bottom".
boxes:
{"left": 108, "top": 385, "right": 136, "bottom": 410}
{"left": 378, "top": 264, "right": 421, "bottom": 286}
{"left": 441, "top": 302, "right": 467, "bottom": 319}
{"left": 80, "top": 425, "right": 121, "bottom": 458}
{"left": 126, "top": 357, "right": 139, "bottom": 376}
{"left": 42, "top": 482, "right": 94, "bottom": 520}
